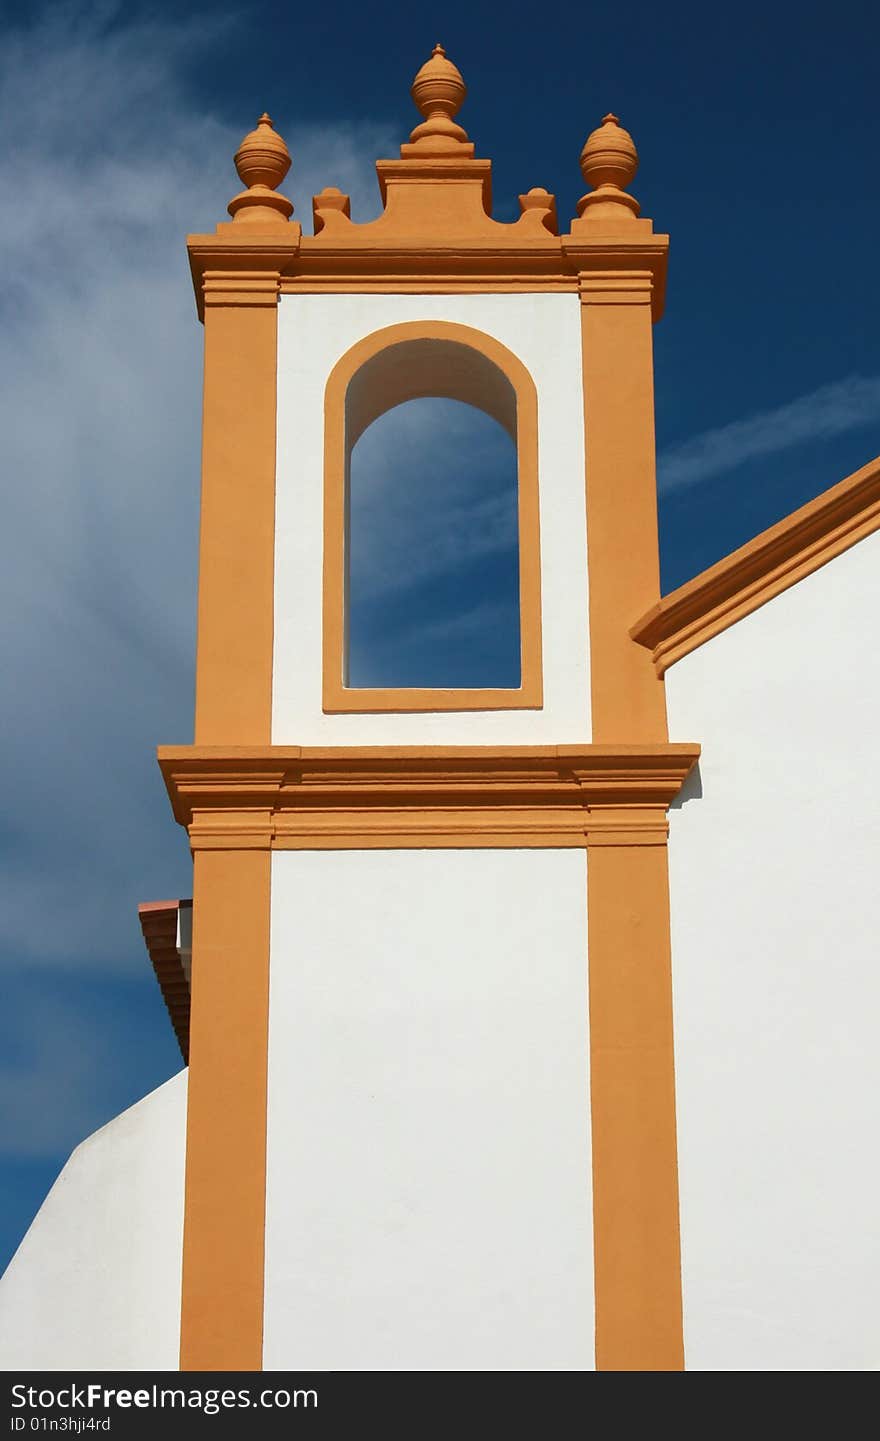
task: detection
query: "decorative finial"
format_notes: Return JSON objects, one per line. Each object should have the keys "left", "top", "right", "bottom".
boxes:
{"left": 407, "top": 44, "right": 470, "bottom": 151}
{"left": 227, "top": 112, "right": 294, "bottom": 226}
{"left": 576, "top": 112, "right": 640, "bottom": 222}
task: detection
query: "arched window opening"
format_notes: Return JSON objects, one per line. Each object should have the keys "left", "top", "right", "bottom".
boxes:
{"left": 323, "top": 323, "right": 542, "bottom": 713}
{"left": 347, "top": 398, "right": 520, "bottom": 689}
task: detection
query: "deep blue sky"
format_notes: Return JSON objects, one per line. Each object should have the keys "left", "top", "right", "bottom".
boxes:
{"left": 1, "top": 0, "right": 878, "bottom": 1271}
{"left": 349, "top": 401, "right": 521, "bottom": 688}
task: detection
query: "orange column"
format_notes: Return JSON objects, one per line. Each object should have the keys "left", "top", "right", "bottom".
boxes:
{"left": 180, "top": 842, "right": 272, "bottom": 1371}
{"left": 580, "top": 269, "right": 684, "bottom": 1371}
{"left": 586, "top": 829, "right": 683, "bottom": 1371}
{"left": 581, "top": 272, "right": 668, "bottom": 744}
{"left": 194, "top": 271, "right": 281, "bottom": 744}
{"left": 180, "top": 248, "right": 288, "bottom": 1368}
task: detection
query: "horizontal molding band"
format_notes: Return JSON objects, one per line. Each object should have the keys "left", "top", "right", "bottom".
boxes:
{"left": 186, "top": 232, "right": 669, "bottom": 320}
{"left": 159, "top": 743, "right": 700, "bottom": 852}
{"left": 578, "top": 271, "right": 654, "bottom": 306}
{"left": 283, "top": 278, "right": 579, "bottom": 293}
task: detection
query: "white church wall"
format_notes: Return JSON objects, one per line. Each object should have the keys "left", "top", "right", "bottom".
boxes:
{"left": 665, "top": 527, "right": 880, "bottom": 1371}
{"left": 263, "top": 847, "right": 594, "bottom": 1371}
{"left": 272, "top": 291, "right": 590, "bottom": 744}
{"left": 0, "top": 1070, "right": 187, "bottom": 1371}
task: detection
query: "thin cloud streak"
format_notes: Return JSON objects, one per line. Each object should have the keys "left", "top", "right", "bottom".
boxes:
{"left": 658, "top": 374, "right": 880, "bottom": 493}
{"left": 0, "top": 6, "right": 396, "bottom": 973}
{"left": 0, "top": 5, "right": 399, "bottom": 1171}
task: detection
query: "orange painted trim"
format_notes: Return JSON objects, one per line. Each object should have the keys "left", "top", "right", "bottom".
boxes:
{"left": 632, "top": 453, "right": 880, "bottom": 675}
{"left": 588, "top": 844, "right": 684, "bottom": 1370}
{"left": 279, "top": 235, "right": 666, "bottom": 315}
{"left": 192, "top": 269, "right": 281, "bottom": 745}
{"left": 179, "top": 848, "right": 271, "bottom": 1372}
{"left": 138, "top": 901, "right": 190, "bottom": 1063}
{"left": 322, "top": 321, "right": 543, "bottom": 713}
{"left": 580, "top": 273, "right": 668, "bottom": 744}
{"left": 182, "top": 232, "right": 297, "bottom": 1373}
{"left": 158, "top": 743, "right": 699, "bottom": 850}
{"left": 187, "top": 181, "right": 666, "bottom": 315}
{"left": 187, "top": 235, "right": 300, "bottom": 324}
{"left": 577, "top": 261, "right": 682, "bottom": 1369}
{"left": 283, "top": 277, "right": 578, "bottom": 294}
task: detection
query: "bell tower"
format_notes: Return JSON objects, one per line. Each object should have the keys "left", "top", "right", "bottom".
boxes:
{"left": 161, "top": 46, "right": 698, "bottom": 1372}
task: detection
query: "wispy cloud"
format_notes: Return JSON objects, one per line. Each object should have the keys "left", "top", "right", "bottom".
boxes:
{"left": 658, "top": 374, "right": 880, "bottom": 493}
{"left": 0, "top": 3, "right": 400, "bottom": 1182}
{"left": 0, "top": 6, "right": 396, "bottom": 975}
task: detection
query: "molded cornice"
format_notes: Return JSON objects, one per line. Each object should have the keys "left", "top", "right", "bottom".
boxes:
{"left": 158, "top": 744, "right": 700, "bottom": 851}
{"left": 185, "top": 227, "right": 669, "bottom": 317}
{"left": 186, "top": 232, "right": 302, "bottom": 322}
{"left": 632, "top": 454, "right": 880, "bottom": 674}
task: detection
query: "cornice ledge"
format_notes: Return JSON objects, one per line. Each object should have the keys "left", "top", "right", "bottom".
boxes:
{"left": 158, "top": 747, "right": 289, "bottom": 826}
{"left": 560, "top": 236, "right": 669, "bottom": 319}
{"left": 187, "top": 230, "right": 302, "bottom": 320}
{"left": 560, "top": 235, "right": 669, "bottom": 256}
{"left": 283, "top": 237, "right": 666, "bottom": 296}
{"left": 291, "top": 239, "right": 569, "bottom": 292}
{"left": 158, "top": 743, "right": 700, "bottom": 847}
{"left": 632, "top": 453, "right": 880, "bottom": 674}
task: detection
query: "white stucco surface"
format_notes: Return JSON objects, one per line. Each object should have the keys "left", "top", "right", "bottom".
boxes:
{"left": 264, "top": 847, "right": 594, "bottom": 1370}
{"left": 665, "top": 528, "right": 880, "bottom": 1371}
{"left": 273, "top": 292, "right": 590, "bottom": 743}
{"left": 0, "top": 1071, "right": 187, "bottom": 1371}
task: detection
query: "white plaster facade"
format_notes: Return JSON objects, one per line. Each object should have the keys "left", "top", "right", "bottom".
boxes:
{"left": 10, "top": 524, "right": 878, "bottom": 1373}
{"left": 4, "top": 260, "right": 875, "bottom": 1374}
{"left": 272, "top": 292, "right": 590, "bottom": 745}
{"left": 2, "top": 293, "right": 598, "bottom": 1374}
{"left": 665, "top": 528, "right": 880, "bottom": 1372}
{"left": 263, "top": 847, "right": 594, "bottom": 1371}
{"left": 0, "top": 1072, "right": 186, "bottom": 1370}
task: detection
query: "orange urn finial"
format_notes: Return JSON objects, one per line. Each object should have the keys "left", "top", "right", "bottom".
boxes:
{"left": 577, "top": 112, "right": 640, "bottom": 222}
{"left": 407, "top": 43, "right": 470, "bottom": 150}
{"left": 228, "top": 113, "right": 294, "bottom": 225}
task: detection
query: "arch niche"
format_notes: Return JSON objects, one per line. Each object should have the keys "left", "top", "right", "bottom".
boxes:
{"left": 322, "top": 320, "right": 543, "bottom": 713}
